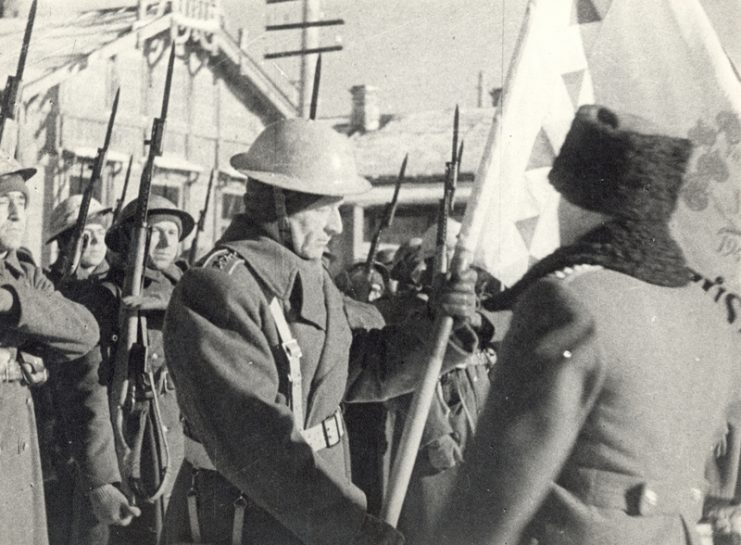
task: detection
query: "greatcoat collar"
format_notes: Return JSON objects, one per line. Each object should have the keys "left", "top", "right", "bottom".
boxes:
{"left": 219, "top": 214, "right": 327, "bottom": 331}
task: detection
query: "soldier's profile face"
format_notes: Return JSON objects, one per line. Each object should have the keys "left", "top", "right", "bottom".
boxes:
{"left": 0, "top": 189, "right": 27, "bottom": 253}
{"left": 80, "top": 223, "right": 108, "bottom": 269}
{"left": 147, "top": 219, "right": 180, "bottom": 271}
{"left": 288, "top": 196, "right": 344, "bottom": 260}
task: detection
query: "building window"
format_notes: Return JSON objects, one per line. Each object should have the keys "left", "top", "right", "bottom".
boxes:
{"left": 152, "top": 184, "right": 182, "bottom": 207}
{"left": 218, "top": 179, "right": 246, "bottom": 235}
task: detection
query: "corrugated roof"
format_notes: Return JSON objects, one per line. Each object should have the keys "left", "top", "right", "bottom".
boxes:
{"left": 338, "top": 107, "right": 496, "bottom": 183}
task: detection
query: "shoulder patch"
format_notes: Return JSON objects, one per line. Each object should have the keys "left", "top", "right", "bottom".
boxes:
{"left": 201, "top": 248, "right": 245, "bottom": 276}
{"left": 548, "top": 264, "right": 602, "bottom": 283}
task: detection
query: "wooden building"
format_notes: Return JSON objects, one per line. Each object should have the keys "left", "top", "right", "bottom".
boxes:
{"left": 328, "top": 84, "right": 497, "bottom": 272}
{"left": 0, "top": 0, "right": 297, "bottom": 265}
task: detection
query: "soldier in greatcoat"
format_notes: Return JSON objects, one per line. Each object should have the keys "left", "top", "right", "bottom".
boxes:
{"left": 39, "top": 195, "right": 112, "bottom": 545}
{"left": 0, "top": 155, "right": 100, "bottom": 545}
{"left": 438, "top": 104, "right": 741, "bottom": 545}
{"left": 162, "top": 118, "right": 486, "bottom": 545}
{"left": 56, "top": 195, "right": 194, "bottom": 545}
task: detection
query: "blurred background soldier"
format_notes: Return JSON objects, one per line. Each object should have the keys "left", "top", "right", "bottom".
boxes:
{"left": 38, "top": 195, "right": 112, "bottom": 545}
{"left": 57, "top": 195, "right": 194, "bottom": 545}
{"left": 45, "top": 195, "right": 112, "bottom": 286}
{"left": 439, "top": 105, "right": 741, "bottom": 545}
{"left": 334, "top": 261, "right": 391, "bottom": 303}
{"left": 0, "top": 154, "right": 99, "bottom": 545}
{"left": 162, "top": 119, "right": 487, "bottom": 545}
{"left": 381, "top": 219, "right": 499, "bottom": 545}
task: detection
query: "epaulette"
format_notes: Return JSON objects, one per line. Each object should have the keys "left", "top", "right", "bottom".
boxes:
{"left": 201, "top": 248, "right": 245, "bottom": 276}
{"left": 548, "top": 264, "right": 602, "bottom": 283}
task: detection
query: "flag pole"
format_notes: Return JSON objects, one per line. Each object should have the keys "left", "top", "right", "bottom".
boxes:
{"left": 381, "top": 0, "right": 540, "bottom": 526}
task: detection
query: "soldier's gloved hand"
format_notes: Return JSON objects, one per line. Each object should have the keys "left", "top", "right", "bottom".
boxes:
{"left": 350, "top": 513, "right": 405, "bottom": 545}
{"left": 708, "top": 504, "right": 741, "bottom": 545}
{"left": 429, "top": 268, "right": 478, "bottom": 325}
{"left": 427, "top": 433, "right": 464, "bottom": 472}
{"left": 89, "top": 483, "right": 141, "bottom": 526}
{"left": 122, "top": 294, "right": 167, "bottom": 312}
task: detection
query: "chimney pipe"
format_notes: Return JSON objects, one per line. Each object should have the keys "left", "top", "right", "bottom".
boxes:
{"left": 350, "top": 85, "right": 380, "bottom": 132}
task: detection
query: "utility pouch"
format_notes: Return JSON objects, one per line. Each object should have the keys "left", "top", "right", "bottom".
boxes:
{"left": 19, "top": 351, "right": 48, "bottom": 387}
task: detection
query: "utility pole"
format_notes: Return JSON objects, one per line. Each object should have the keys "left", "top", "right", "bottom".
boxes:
{"left": 477, "top": 71, "right": 485, "bottom": 108}
{"left": 265, "top": 0, "right": 343, "bottom": 117}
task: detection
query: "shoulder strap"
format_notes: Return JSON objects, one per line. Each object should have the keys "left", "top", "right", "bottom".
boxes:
{"left": 204, "top": 247, "right": 306, "bottom": 430}
{"left": 268, "top": 297, "right": 305, "bottom": 430}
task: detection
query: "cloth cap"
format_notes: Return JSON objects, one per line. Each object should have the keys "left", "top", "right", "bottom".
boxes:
{"left": 549, "top": 105, "right": 693, "bottom": 221}
{"left": 46, "top": 195, "right": 112, "bottom": 244}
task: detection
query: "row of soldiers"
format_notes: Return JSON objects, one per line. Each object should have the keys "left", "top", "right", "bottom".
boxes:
{"left": 3, "top": 103, "right": 741, "bottom": 545}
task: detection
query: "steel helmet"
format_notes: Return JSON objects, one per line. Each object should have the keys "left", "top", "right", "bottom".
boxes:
{"left": 46, "top": 195, "right": 112, "bottom": 244}
{"left": 230, "top": 118, "right": 371, "bottom": 197}
{"left": 0, "top": 153, "right": 36, "bottom": 181}
{"left": 105, "top": 194, "right": 195, "bottom": 252}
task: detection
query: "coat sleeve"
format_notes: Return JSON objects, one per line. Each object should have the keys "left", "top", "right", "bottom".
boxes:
{"left": 53, "top": 348, "right": 121, "bottom": 491}
{"left": 0, "top": 267, "right": 99, "bottom": 362}
{"left": 438, "top": 278, "right": 607, "bottom": 545}
{"left": 345, "top": 307, "right": 486, "bottom": 403}
{"left": 54, "top": 282, "right": 122, "bottom": 491}
{"left": 163, "top": 268, "right": 367, "bottom": 545}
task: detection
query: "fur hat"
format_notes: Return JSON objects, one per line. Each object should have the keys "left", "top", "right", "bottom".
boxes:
{"left": 549, "top": 105, "right": 693, "bottom": 221}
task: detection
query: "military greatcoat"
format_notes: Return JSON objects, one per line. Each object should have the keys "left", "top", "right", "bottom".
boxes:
{"left": 0, "top": 251, "right": 99, "bottom": 545}
{"left": 441, "top": 263, "right": 741, "bottom": 545}
{"left": 162, "top": 215, "right": 479, "bottom": 545}
{"left": 56, "top": 263, "right": 185, "bottom": 545}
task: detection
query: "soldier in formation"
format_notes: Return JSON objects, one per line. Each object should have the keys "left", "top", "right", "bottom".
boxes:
{"left": 162, "top": 118, "right": 491, "bottom": 545}
{"left": 55, "top": 195, "right": 194, "bottom": 545}
{"left": 439, "top": 104, "right": 741, "bottom": 545}
{"left": 0, "top": 155, "right": 100, "bottom": 545}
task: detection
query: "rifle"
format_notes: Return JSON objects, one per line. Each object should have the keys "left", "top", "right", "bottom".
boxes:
{"left": 60, "top": 88, "right": 120, "bottom": 282}
{"left": 434, "top": 106, "right": 460, "bottom": 275}
{"left": 110, "top": 45, "right": 176, "bottom": 518}
{"left": 0, "top": 0, "right": 37, "bottom": 147}
{"left": 365, "top": 153, "right": 407, "bottom": 275}
{"left": 112, "top": 154, "right": 134, "bottom": 224}
{"left": 187, "top": 168, "right": 215, "bottom": 265}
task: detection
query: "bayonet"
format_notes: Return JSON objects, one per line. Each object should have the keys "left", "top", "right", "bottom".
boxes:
{"left": 112, "top": 154, "right": 134, "bottom": 224}
{"left": 309, "top": 54, "right": 322, "bottom": 120}
{"left": 365, "top": 153, "right": 407, "bottom": 274}
{"left": 60, "top": 87, "right": 120, "bottom": 281}
{"left": 188, "top": 168, "right": 216, "bottom": 265}
{"left": 435, "top": 106, "right": 459, "bottom": 274}
{"left": 0, "top": 0, "right": 37, "bottom": 145}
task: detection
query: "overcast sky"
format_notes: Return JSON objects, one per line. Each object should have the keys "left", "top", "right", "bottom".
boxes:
{"left": 34, "top": 0, "right": 741, "bottom": 118}
{"left": 47, "top": 0, "right": 528, "bottom": 117}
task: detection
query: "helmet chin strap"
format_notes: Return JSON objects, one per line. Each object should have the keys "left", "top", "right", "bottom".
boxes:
{"left": 273, "top": 186, "right": 294, "bottom": 251}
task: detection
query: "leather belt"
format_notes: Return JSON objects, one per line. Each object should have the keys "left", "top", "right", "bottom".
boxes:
{"left": 184, "top": 407, "right": 345, "bottom": 473}
{"left": 559, "top": 467, "right": 706, "bottom": 519}
{"left": 300, "top": 408, "right": 345, "bottom": 451}
{"left": 0, "top": 347, "right": 22, "bottom": 382}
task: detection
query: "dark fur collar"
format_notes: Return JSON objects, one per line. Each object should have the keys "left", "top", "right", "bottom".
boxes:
{"left": 487, "top": 220, "right": 692, "bottom": 311}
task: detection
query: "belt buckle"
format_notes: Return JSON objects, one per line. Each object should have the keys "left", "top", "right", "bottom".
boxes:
{"left": 322, "top": 412, "right": 342, "bottom": 448}
{"left": 282, "top": 339, "right": 303, "bottom": 360}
